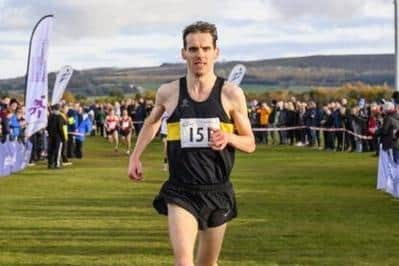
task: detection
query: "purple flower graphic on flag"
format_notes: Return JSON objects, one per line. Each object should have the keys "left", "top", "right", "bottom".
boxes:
{"left": 28, "top": 95, "right": 46, "bottom": 118}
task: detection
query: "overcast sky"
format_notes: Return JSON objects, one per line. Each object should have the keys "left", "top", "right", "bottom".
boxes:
{"left": 0, "top": 0, "right": 395, "bottom": 79}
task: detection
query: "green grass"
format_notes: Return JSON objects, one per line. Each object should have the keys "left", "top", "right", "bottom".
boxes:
{"left": 1, "top": 137, "right": 399, "bottom": 265}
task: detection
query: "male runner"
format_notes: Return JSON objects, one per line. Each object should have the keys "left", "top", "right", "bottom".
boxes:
{"left": 128, "top": 21, "right": 255, "bottom": 266}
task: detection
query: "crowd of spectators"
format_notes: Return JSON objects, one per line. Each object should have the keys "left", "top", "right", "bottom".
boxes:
{"left": 2, "top": 91, "right": 399, "bottom": 173}
{"left": 248, "top": 93, "right": 399, "bottom": 154}
{"left": 0, "top": 96, "right": 155, "bottom": 170}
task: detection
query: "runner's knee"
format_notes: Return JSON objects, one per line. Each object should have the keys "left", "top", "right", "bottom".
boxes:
{"left": 174, "top": 257, "right": 194, "bottom": 266}
{"left": 196, "top": 260, "right": 218, "bottom": 266}
{"left": 196, "top": 254, "right": 219, "bottom": 266}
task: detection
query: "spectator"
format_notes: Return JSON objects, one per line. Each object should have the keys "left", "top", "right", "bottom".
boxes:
{"left": 377, "top": 102, "right": 399, "bottom": 162}
{"left": 74, "top": 107, "right": 92, "bottom": 159}
{"left": 66, "top": 103, "right": 79, "bottom": 158}
{"left": 368, "top": 104, "right": 381, "bottom": 155}
{"left": 95, "top": 104, "right": 106, "bottom": 137}
{"left": 47, "top": 104, "right": 65, "bottom": 169}
{"left": 134, "top": 97, "right": 146, "bottom": 135}
{"left": 351, "top": 106, "right": 363, "bottom": 152}
{"left": 8, "top": 98, "right": 20, "bottom": 141}
{"left": 0, "top": 102, "right": 10, "bottom": 142}
{"left": 286, "top": 102, "right": 296, "bottom": 145}
{"left": 277, "top": 101, "right": 287, "bottom": 144}
{"left": 16, "top": 107, "right": 26, "bottom": 141}
{"left": 59, "top": 105, "right": 72, "bottom": 166}
{"left": 256, "top": 102, "right": 271, "bottom": 144}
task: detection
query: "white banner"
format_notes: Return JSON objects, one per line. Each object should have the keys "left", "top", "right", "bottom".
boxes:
{"left": 377, "top": 148, "right": 399, "bottom": 198}
{"left": 51, "top": 65, "right": 73, "bottom": 105}
{"left": 228, "top": 64, "right": 246, "bottom": 86}
{"left": 25, "top": 15, "right": 54, "bottom": 138}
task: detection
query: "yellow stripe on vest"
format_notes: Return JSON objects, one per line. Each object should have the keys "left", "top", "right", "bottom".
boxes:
{"left": 167, "top": 122, "right": 234, "bottom": 141}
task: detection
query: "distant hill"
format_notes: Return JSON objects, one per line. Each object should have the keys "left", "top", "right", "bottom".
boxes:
{"left": 0, "top": 54, "right": 394, "bottom": 96}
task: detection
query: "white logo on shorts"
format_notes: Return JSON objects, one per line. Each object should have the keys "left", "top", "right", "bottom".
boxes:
{"left": 223, "top": 209, "right": 230, "bottom": 217}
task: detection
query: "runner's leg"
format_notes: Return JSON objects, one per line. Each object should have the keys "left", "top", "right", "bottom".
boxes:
{"left": 167, "top": 204, "right": 198, "bottom": 266}
{"left": 196, "top": 223, "right": 227, "bottom": 266}
{"left": 113, "top": 131, "right": 119, "bottom": 151}
{"left": 126, "top": 132, "right": 132, "bottom": 153}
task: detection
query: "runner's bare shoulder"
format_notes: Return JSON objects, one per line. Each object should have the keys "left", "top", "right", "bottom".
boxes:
{"left": 221, "top": 81, "right": 246, "bottom": 116}
{"left": 222, "top": 81, "right": 245, "bottom": 99}
{"left": 156, "top": 80, "right": 179, "bottom": 113}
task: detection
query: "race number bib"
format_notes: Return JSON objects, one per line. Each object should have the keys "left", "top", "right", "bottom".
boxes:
{"left": 108, "top": 121, "right": 117, "bottom": 130}
{"left": 122, "top": 121, "right": 130, "bottom": 129}
{"left": 180, "top": 118, "right": 220, "bottom": 148}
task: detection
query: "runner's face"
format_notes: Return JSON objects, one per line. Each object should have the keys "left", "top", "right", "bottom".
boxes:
{"left": 182, "top": 32, "right": 219, "bottom": 77}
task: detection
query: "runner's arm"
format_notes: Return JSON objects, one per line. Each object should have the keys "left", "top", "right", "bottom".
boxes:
{"left": 131, "top": 89, "right": 166, "bottom": 159}
{"left": 211, "top": 85, "right": 255, "bottom": 153}
{"left": 227, "top": 87, "right": 256, "bottom": 153}
{"left": 128, "top": 86, "right": 167, "bottom": 181}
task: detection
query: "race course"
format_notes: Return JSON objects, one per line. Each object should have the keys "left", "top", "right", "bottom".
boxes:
{"left": 1, "top": 136, "right": 399, "bottom": 266}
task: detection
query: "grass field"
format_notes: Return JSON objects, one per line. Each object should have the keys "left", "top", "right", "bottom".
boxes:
{"left": 1, "top": 136, "right": 399, "bottom": 266}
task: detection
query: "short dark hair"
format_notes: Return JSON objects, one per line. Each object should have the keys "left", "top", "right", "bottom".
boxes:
{"left": 10, "top": 98, "right": 19, "bottom": 106}
{"left": 51, "top": 104, "right": 60, "bottom": 111}
{"left": 182, "top": 21, "right": 218, "bottom": 49}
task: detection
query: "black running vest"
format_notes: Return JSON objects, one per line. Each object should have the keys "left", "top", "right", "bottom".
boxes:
{"left": 166, "top": 76, "right": 235, "bottom": 185}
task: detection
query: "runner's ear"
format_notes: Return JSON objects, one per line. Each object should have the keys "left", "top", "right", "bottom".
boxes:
{"left": 214, "top": 47, "right": 219, "bottom": 59}
{"left": 181, "top": 48, "right": 187, "bottom": 60}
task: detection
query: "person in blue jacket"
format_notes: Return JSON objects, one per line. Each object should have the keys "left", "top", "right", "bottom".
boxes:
{"left": 73, "top": 107, "right": 92, "bottom": 158}
{"left": 8, "top": 99, "right": 20, "bottom": 141}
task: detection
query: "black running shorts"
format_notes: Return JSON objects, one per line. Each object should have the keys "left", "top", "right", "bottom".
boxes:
{"left": 119, "top": 129, "right": 131, "bottom": 137}
{"left": 106, "top": 129, "right": 117, "bottom": 136}
{"left": 153, "top": 180, "right": 237, "bottom": 230}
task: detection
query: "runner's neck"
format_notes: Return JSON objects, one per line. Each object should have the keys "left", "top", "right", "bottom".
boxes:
{"left": 186, "top": 72, "right": 217, "bottom": 97}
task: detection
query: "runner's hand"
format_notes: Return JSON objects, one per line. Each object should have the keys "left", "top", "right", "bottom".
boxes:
{"left": 209, "top": 128, "right": 229, "bottom": 151}
{"left": 128, "top": 156, "right": 143, "bottom": 181}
